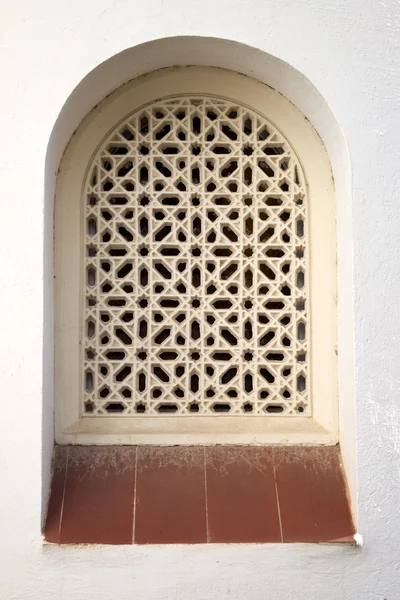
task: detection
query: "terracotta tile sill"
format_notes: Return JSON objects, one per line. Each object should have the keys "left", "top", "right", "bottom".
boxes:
{"left": 44, "top": 445, "right": 355, "bottom": 545}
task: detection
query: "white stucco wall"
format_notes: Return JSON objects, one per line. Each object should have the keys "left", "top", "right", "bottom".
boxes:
{"left": 0, "top": 1, "right": 399, "bottom": 598}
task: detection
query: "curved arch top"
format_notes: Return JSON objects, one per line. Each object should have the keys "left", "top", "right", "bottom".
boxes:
{"left": 47, "top": 36, "right": 348, "bottom": 185}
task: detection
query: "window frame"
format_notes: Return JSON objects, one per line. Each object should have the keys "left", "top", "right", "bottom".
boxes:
{"left": 55, "top": 66, "right": 337, "bottom": 445}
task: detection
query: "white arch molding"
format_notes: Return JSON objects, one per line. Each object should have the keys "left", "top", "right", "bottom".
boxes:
{"left": 44, "top": 38, "right": 356, "bottom": 512}
{"left": 55, "top": 67, "right": 336, "bottom": 444}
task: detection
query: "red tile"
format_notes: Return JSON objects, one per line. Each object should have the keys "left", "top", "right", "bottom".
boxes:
{"left": 274, "top": 446, "right": 355, "bottom": 543}
{"left": 206, "top": 446, "right": 281, "bottom": 543}
{"left": 135, "top": 446, "right": 206, "bottom": 544}
{"left": 44, "top": 446, "right": 68, "bottom": 543}
{"left": 45, "top": 443, "right": 354, "bottom": 546}
{"left": 59, "top": 446, "right": 136, "bottom": 545}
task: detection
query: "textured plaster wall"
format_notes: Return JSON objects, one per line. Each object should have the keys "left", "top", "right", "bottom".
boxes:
{"left": 0, "top": 1, "right": 399, "bottom": 598}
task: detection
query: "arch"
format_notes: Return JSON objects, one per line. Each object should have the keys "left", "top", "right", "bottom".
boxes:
{"left": 44, "top": 37, "right": 356, "bottom": 515}
{"left": 55, "top": 65, "right": 336, "bottom": 443}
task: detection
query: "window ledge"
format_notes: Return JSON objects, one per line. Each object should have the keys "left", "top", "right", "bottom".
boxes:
{"left": 44, "top": 445, "right": 355, "bottom": 545}
{"left": 58, "top": 416, "right": 336, "bottom": 446}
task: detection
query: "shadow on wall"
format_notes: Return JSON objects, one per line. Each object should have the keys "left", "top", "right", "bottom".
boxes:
{"left": 42, "top": 35, "right": 355, "bottom": 524}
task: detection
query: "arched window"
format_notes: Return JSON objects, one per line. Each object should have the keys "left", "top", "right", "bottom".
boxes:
{"left": 55, "top": 67, "right": 336, "bottom": 444}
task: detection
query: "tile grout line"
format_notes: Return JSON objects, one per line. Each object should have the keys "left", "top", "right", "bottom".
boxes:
{"left": 132, "top": 447, "right": 138, "bottom": 544}
{"left": 272, "top": 451, "right": 284, "bottom": 543}
{"left": 58, "top": 446, "right": 69, "bottom": 544}
{"left": 204, "top": 447, "right": 210, "bottom": 543}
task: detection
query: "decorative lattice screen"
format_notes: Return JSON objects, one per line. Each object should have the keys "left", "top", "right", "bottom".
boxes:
{"left": 84, "top": 96, "right": 309, "bottom": 417}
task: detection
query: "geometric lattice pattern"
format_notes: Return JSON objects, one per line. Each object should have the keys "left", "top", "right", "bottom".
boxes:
{"left": 83, "top": 97, "right": 309, "bottom": 416}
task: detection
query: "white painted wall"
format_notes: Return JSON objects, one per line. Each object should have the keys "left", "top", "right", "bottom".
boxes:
{"left": 0, "top": 0, "right": 398, "bottom": 598}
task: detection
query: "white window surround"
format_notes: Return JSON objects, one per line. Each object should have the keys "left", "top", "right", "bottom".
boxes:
{"left": 55, "top": 66, "right": 337, "bottom": 445}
